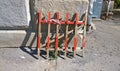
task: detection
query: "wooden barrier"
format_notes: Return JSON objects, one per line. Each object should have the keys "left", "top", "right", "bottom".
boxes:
{"left": 37, "top": 11, "right": 87, "bottom": 59}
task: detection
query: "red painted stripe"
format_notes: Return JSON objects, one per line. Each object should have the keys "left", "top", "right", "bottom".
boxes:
{"left": 48, "top": 12, "right": 51, "bottom": 24}
{"left": 47, "top": 37, "right": 50, "bottom": 49}
{"left": 55, "top": 36, "right": 58, "bottom": 49}
{"left": 37, "top": 36, "right": 40, "bottom": 48}
{"left": 82, "top": 37, "right": 86, "bottom": 48}
{"left": 66, "top": 13, "right": 68, "bottom": 24}
{"left": 68, "top": 21, "right": 74, "bottom": 24}
{"left": 37, "top": 11, "right": 41, "bottom": 49}
{"left": 74, "top": 37, "right": 78, "bottom": 50}
{"left": 75, "top": 13, "right": 78, "bottom": 25}
{"left": 41, "top": 20, "right": 47, "bottom": 23}
{"left": 38, "top": 11, "right": 41, "bottom": 24}
{"left": 64, "top": 37, "right": 68, "bottom": 50}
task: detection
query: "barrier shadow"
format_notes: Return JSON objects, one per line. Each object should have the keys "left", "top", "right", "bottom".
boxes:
{"left": 20, "top": 0, "right": 38, "bottom": 59}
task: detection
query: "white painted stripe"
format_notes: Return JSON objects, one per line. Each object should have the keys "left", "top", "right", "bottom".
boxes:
{"left": 0, "top": 30, "right": 26, "bottom": 33}
{"left": 25, "top": 0, "right": 31, "bottom": 25}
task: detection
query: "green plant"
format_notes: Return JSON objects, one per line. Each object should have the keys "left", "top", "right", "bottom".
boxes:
{"left": 116, "top": 0, "right": 120, "bottom": 5}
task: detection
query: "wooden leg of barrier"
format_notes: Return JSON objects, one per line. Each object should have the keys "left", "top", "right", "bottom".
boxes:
{"left": 47, "top": 37, "right": 50, "bottom": 59}
{"left": 37, "top": 11, "right": 41, "bottom": 58}
{"left": 55, "top": 12, "right": 59, "bottom": 58}
{"left": 73, "top": 37, "right": 77, "bottom": 57}
{"left": 55, "top": 27, "right": 58, "bottom": 58}
{"left": 64, "top": 32, "right": 68, "bottom": 59}
{"left": 81, "top": 36, "right": 86, "bottom": 57}
{"left": 64, "top": 13, "right": 69, "bottom": 59}
{"left": 81, "top": 11, "right": 87, "bottom": 57}
{"left": 46, "top": 12, "right": 51, "bottom": 59}
{"left": 73, "top": 13, "right": 78, "bottom": 57}
{"left": 81, "top": 25, "right": 86, "bottom": 57}
{"left": 73, "top": 26, "right": 77, "bottom": 57}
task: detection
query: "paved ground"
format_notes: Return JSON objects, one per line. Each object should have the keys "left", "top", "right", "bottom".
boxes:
{"left": 0, "top": 12, "right": 120, "bottom": 71}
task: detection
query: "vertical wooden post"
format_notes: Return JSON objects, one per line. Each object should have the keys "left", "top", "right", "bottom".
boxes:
{"left": 73, "top": 13, "right": 78, "bottom": 57}
{"left": 55, "top": 12, "right": 59, "bottom": 58}
{"left": 64, "top": 13, "right": 69, "bottom": 59}
{"left": 37, "top": 11, "right": 41, "bottom": 58}
{"left": 46, "top": 12, "right": 51, "bottom": 59}
{"left": 81, "top": 11, "right": 87, "bottom": 57}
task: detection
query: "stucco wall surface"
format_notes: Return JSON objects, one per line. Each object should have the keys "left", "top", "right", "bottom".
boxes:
{"left": 35, "top": 0, "right": 88, "bottom": 20}
{"left": 0, "top": 0, "right": 29, "bottom": 29}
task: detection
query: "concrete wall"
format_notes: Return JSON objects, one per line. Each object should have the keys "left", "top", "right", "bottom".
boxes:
{"left": 0, "top": 0, "right": 88, "bottom": 47}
